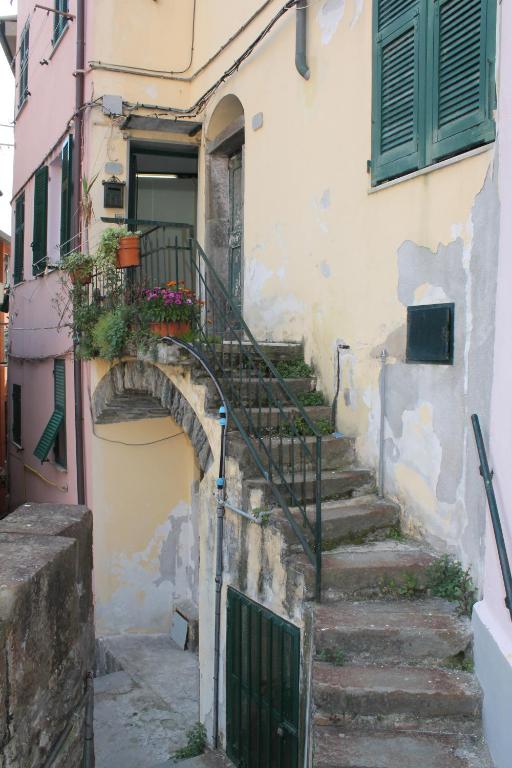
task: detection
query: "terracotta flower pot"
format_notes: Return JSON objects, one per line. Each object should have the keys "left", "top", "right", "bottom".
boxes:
{"left": 116, "top": 235, "right": 141, "bottom": 268}
{"left": 150, "top": 321, "right": 191, "bottom": 338}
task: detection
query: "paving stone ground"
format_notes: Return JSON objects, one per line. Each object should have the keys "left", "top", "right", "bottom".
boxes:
{"left": 94, "top": 634, "right": 231, "bottom": 768}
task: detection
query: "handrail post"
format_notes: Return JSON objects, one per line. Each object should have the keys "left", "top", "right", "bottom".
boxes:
{"left": 315, "top": 434, "right": 322, "bottom": 601}
{"left": 471, "top": 414, "right": 512, "bottom": 621}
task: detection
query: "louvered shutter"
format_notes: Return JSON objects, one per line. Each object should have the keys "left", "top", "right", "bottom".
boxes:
{"left": 427, "top": 0, "right": 496, "bottom": 163}
{"left": 34, "top": 410, "right": 64, "bottom": 462}
{"left": 13, "top": 193, "right": 25, "bottom": 284}
{"left": 32, "top": 165, "right": 48, "bottom": 276}
{"left": 54, "top": 359, "right": 65, "bottom": 411}
{"left": 12, "top": 384, "right": 21, "bottom": 446}
{"left": 371, "top": 0, "right": 426, "bottom": 185}
{"left": 60, "top": 135, "right": 73, "bottom": 257}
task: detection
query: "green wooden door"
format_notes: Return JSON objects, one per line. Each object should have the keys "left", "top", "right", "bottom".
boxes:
{"left": 228, "top": 151, "right": 243, "bottom": 314}
{"left": 226, "top": 588, "right": 300, "bottom": 768}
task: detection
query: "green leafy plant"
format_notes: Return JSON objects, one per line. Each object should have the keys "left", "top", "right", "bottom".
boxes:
{"left": 95, "top": 226, "right": 128, "bottom": 271}
{"left": 426, "top": 555, "right": 476, "bottom": 617}
{"left": 173, "top": 722, "right": 207, "bottom": 761}
{"left": 387, "top": 525, "right": 404, "bottom": 541}
{"left": 317, "top": 647, "right": 346, "bottom": 666}
{"left": 61, "top": 250, "right": 94, "bottom": 282}
{"left": 92, "top": 307, "right": 130, "bottom": 360}
{"left": 275, "top": 360, "right": 314, "bottom": 378}
{"left": 444, "top": 651, "right": 474, "bottom": 673}
{"left": 297, "top": 390, "right": 324, "bottom": 406}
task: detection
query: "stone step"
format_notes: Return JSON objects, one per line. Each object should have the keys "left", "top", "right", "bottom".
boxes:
{"left": 273, "top": 496, "right": 399, "bottom": 551}
{"left": 314, "top": 599, "right": 471, "bottom": 665}
{"left": 313, "top": 729, "right": 493, "bottom": 768}
{"left": 231, "top": 405, "right": 332, "bottom": 432}
{"left": 313, "top": 662, "right": 482, "bottom": 719}
{"left": 244, "top": 469, "right": 376, "bottom": 509}
{"left": 200, "top": 376, "right": 317, "bottom": 409}
{"left": 227, "top": 433, "right": 356, "bottom": 475}
{"left": 297, "top": 541, "right": 436, "bottom": 600}
{"left": 213, "top": 340, "right": 304, "bottom": 363}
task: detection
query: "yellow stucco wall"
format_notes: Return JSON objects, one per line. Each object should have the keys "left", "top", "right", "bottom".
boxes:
{"left": 82, "top": 0, "right": 498, "bottom": 578}
{"left": 91, "top": 404, "right": 199, "bottom": 635}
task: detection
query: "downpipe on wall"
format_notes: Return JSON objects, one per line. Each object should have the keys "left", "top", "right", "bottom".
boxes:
{"left": 295, "top": 0, "right": 310, "bottom": 79}
{"left": 378, "top": 349, "right": 388, "bottom": 499}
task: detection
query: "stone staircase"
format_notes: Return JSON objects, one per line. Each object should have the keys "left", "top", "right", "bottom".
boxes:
{"left": 201, "top": 341, "right": 493, "bottom": 768}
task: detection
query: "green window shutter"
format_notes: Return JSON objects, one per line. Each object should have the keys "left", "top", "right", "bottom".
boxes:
{"left": 60, "top": 135, "right": 73, "bottom": 258}
{"left": 18, "top": 23, "right": 29, "bottom": 109}
{"left": 34, "top": 410, "right": 64, "bottom": 462}
{"left": 13, "top": 193, "right": 25, "bottom": 284}
{"left": 32, "top": 165, "right": 48, "bottom": 276}
{"left": 427, "top": 0, "right": 496, "bottom": 164}
{"left": 12, "top": 384, "right": 21, "bottom": 446}
{"left": 53, "top": 0, "right": 69, "bottom": 45}
{"left": 371, "top": 0, "right": 426, "bottom": 185}
{"left": 54, "top": 359, "right": 65, "bottom": 411}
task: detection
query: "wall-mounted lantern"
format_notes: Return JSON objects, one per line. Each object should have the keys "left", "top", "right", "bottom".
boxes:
{"left": 103, "top": 177, "right": 125, "bottom": 209}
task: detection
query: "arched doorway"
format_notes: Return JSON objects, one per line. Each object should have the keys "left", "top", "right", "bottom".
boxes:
{"left": 205, "top": 95, "right": 245, "bottom": 314}
{"left": 90, "top": 360, "right": 213, "bottom": 635}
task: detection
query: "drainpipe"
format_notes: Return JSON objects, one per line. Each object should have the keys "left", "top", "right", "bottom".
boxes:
{"left": 73, "top": 0, "right": 86, "bottom": 506}
{"left": 378, "top": 349, "right": 388, "bottom": 498}
{"left": 295, "top": 0, "right": 310, "bottom": 80}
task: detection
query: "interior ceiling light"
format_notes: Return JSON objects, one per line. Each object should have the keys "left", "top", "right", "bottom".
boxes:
{"left": 135, "top": 173, "right": 178, "bottom": 179}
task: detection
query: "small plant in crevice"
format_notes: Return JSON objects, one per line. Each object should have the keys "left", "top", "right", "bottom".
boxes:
{"left": 443, "top": 651, "right": 475, "bottom": 673}
{"left": 425, "top": 555, "right": 476, "bottom": 617}
{"left": 317, "top": 647, "right": 346, "bottom": 666}
{"left": 173, "top": 722, "right": 207, "bottom": 761}
{"left": 275, "top": 360, "right": 314, "bottom": 379}
{"left": 379, "top": 573, "right": 421, "bottom": 599}
{"left": 297, "top": 390, "right": 325, "bottom": 406}
{"left": 387, "top": 525, "right": 405, "bottom": 542}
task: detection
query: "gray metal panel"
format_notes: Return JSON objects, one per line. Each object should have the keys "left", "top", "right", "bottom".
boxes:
{"left": 123, "top": 115, "right": 202, "bottom": 136}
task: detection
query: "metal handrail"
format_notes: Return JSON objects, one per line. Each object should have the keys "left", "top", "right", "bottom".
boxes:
{"left": 87, "top": 220, "right": 324, "bottom": 598}
{"left": 471, "top": 414, "right": 512, "bottom": 621}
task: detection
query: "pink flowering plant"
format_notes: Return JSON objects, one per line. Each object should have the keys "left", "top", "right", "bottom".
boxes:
{"left": 142, "top": 281, "right": 203, "bottom": 323}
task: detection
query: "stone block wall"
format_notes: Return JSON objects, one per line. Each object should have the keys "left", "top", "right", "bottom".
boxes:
{"left": 0, "top": 504, "right": 94, "bottom": 768}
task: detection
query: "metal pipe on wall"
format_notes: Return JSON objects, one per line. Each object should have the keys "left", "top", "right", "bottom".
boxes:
{"left": 295, "top": 0, "right": 310, "bottom": 79}
{"left": 378, "top": 349, "right": 388, "bottom": 499}
{"left": 73, "top": 0, "right": 86, "bottom": 507}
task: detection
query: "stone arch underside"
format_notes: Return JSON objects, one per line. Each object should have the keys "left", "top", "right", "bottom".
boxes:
{"left": 92, "top": 360, "right": 213, "bottom": 472}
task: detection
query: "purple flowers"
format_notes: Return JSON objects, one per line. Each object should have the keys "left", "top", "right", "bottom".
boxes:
{"left": 143, "top": 283, "right": 202, "bottom": 322}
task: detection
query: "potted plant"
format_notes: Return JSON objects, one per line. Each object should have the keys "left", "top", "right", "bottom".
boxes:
{"left": 143, "top": 282, "right": 202, "bottom": 338}
{"left": 61, "top": 251, "right": 94, "bottom": 285}
{"left": 95, "top": 226, "right": 141, "bottom": 271}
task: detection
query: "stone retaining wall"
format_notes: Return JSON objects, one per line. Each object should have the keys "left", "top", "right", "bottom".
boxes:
{"left": 0, "top": 504, "right": 94, "bottom": 768}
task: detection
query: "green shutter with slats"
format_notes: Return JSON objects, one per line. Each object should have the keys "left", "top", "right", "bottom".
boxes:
{"left": 371, "top": 0, "right": 426, "bottom": 185}
{"left": 32, "top": 165, "right": 48, "bottom": 276}
{"left": 18, "top": 23, "right": 29, "bottom": 109}
{"left": 13, "top": 193, "right": 25, "bottom": 284}
{"left": 53, "top": 0, "right": 69, "bottom": 44}
{"left": 12, "top": 384, "right": 21, "bottom": 446}
{"left": 34, "top": 410, "right": 64, "bottom": 462}
{"left": 60, "top": 135, "right": 73, "bottom": 258}
{"left": 427, "top": 0, "right": 496, "bottom": 163}
{"left": 54, "top": 359, "right": 65, "bottom": 411}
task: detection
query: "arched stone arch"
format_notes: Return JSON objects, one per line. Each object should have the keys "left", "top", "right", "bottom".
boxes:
{"left": 92, "top": 360, "right": 213, "bottom": 472}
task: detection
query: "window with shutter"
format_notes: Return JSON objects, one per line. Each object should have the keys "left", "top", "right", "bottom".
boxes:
{"left": 12, "top": 384, "right": 21, "bottom": 447}
{"left": 53, "top": 359, "right": 67, "bottom": 467}
{"left": 53, "top": 0, "right": 69, "bottom": 45}
{"left": 18, "top": 22, "right": 29, "bottom": 109}
{"left": 372, "top": 0, "right": 496, "bottom": 185}
{"left": 427, "top": 0, "right": 496, "bottom": 163}
{"left": 60, "top": 136, "right": 73, "bottom": 257}
{"left": 13, "top": 193, "right": 25, "bottom": 284}
{"left": 32, "top": 165, "right": 49, "bottom": 276}
{"left": 34, "top": 360, "right": 66, "bottom": 464}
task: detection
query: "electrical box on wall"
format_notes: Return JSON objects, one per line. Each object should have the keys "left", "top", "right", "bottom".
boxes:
{"left": 406, "top": 303, "right": 454, "bottom": 365}
{"left": 103, "top": 178, "right": 125, "bottom": 209}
